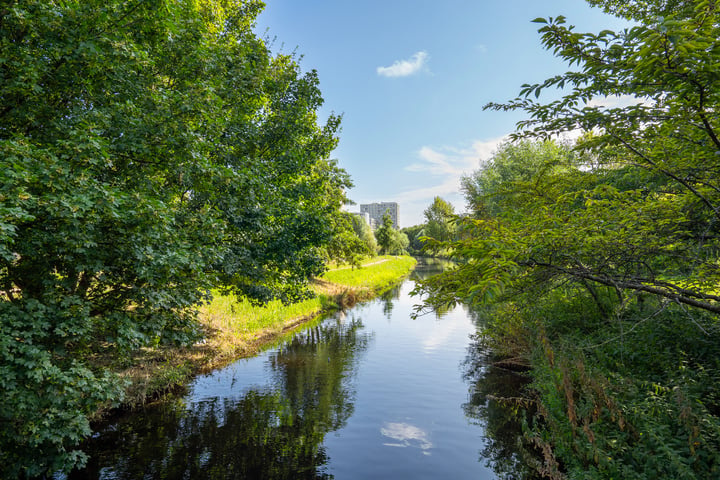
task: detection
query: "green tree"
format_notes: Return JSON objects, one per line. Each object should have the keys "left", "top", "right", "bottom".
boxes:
{"left": 350, "top": 213, "right": 378, "bottom": 255}
{"left": 427, "top": 0, "right": 720, "bottom": 315}
{"left": 391, "top": 229, "right": 410, "bottom": 255}
{"left": 461, "top": 140, "right": 579, "bottom": 217}
{"left": 585, "top": 0, "right": 692, "bottom": 20}
{"left": 374, "top": 213, "right": 395, "bottom": 254}
{"left": 0, "top": 0, "right": 350, "bottom": 476}
{"left": 401, "top": 224, "right": 426, "bottom": 254}
{"left": 422, "top": 196, "right": 456, "bottom": 243}
{"left": 417, "top": 1, "right": 720, "bottom": 477}
{"left": 324, "top": 212, "right": 375, "bottom": 268}
{"left": 374, "top": 212, "right": 408, "bottom": 255}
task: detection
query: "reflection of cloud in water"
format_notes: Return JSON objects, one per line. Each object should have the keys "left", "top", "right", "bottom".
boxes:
{"left": 381, "top": 422, "right": 432, "bottom": 455}
{"left": 422, "top": 313, "right": 463, "bottom": 353}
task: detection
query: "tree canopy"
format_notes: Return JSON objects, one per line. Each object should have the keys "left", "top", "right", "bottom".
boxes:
{"left": 426, "top": 0, "right": 720, "bottom": 316}
{"left": 422, "top": 196, "right": 456, "bottom": 243}
{"left": 374, "top": 213, "right": 408, "bottom": 255}
{"left": 0, "top": 0, "right": 350, "bottom": 476}
{"left": 417, "top": 0, "right": 720, "bottom": 477}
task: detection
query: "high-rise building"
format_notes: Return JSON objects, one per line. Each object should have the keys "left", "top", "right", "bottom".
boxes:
{"left": 360, "top": 202, "right": 399, "bottom": 230}
{"left": 348, "top": 211, "right": 371, "bottom": 227}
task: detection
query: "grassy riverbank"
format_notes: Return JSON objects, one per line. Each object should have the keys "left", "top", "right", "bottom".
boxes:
{"left": 115, "top": 255, "right": 416, "bottom": 409}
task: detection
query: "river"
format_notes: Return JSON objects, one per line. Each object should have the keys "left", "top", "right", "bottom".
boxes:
{"left": 64, "top": 258, "right": 533, "bottom": 479}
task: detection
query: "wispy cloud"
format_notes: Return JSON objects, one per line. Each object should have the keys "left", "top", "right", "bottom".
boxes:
{"left": 377, "top": 51, "right": 429, "bottom": 78}
{"left": 405, "top": 137, "right": 506, "bottom": 178}
{"left": 392, "top": 136, "right": 508, "bottom": 225}
{"left": 381, "top": 422, "right": 432, "bottom": 454}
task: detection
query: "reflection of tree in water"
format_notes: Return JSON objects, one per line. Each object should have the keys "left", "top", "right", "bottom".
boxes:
{"left": 410, "top": 257, "right": 455, "bottom": 282}
{"left": 269, "top": 317, "right": 373, "bottom": 431}
{"left": 70, "top": 318, "right": 372, "bottom": 480}
{"left": 462, "top": 335, "right": 540, "bottom": 480}
{"left": 378, "top": 285, "right": 401, "bottom": 319}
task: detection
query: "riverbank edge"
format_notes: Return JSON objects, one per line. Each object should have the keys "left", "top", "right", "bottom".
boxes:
{"left": 102, "top": 255, "right": 417, "bottom": 415}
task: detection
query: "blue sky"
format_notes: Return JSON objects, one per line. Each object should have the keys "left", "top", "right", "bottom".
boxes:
{"left": 254, "top": 1, "right": 632, "bottom": 227}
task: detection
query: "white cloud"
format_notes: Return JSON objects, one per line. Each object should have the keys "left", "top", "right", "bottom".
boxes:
{"left": 392, "top": 136, "right": 508, "bottom": 226}
{"left": 377, "top": 51, "right": 429, "bottom": 78}
{"left": 381, "top": 422, "right": 432, "bottom": 453}
{"left": 406, "top": 137, "right": 505, "bottom": 177}
{"left": 422, "top": 311, "right": 466, "bottom": 353}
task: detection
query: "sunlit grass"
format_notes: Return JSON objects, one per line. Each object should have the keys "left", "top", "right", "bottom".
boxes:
{"left": 199, "top": 293, "right": 324, "bottom": 338}
{"left": 197, "top": 255, "right": 416, "bottom": 350}
{"left": 321, "top": 255, "right": 416, "bottom": 289}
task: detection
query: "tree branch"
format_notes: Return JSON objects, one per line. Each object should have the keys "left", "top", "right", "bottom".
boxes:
{"left": 527, "top": 260, "right": 720, "bottom": 314}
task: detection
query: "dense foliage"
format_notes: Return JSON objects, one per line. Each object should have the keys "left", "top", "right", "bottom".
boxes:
{"left": 323, "top": 212, "right": 377, "bottom": 268}
{"left": 348, "top": 211, "right": 378, "bottom": 257}
{"left": 418, "top": 0, "right": 720, "bottom": 478}
{"left": 401, "top": 196, "right": 457, "bottom": 256}
{"left": 374, "top": 212, "right": 409, "bottom": 255}
{"left": 422, "top": 196, "right": 456, "bottom": 244}
{"left": 401, "top": 223, "right": 425, "bottom": 254}
{"left": 0, "top": 0, "right": 351, "bottom": 476}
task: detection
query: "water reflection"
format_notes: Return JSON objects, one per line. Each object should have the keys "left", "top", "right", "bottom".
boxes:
{"left": 462, "top": 334, "right": 539, "bottom": 480}
{"left": 378, "top": 285, "right": 401, "bottom": 319}
{"left": 381, "top": 422, "right": 433, "bottom": 454}
{"left": 66, "top": 262, "right": 535, "bottom": 480}
{"left": 411, "top": 256, "right": 455, "bottom": 281}
{"left": 269, "top": 319, "right": 372, "bottom": 432}
{"left": 69, "top": 318, "right": 372, "bottom": 480}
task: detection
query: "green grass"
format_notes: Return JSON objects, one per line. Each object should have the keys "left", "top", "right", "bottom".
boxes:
{"left": 200, "top": 293, "right": 325, "bottom": 336}
{"left": 198, "top": 255, "right": 416, "bottom": 347}
{"left": 320, "top": 255, "right": 416, "bottom": 289}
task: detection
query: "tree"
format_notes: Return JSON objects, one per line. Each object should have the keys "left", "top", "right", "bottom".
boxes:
{"left": 323, "top": 212, "right": 375, "bottom": 268}
{"left": 585, "top": 0, "right": 693, "bottom": 20}
{"left": 401, "top": 224, "right": 426, "bottom": 254}
{"left": 374, "top": 213, "right": 408, "bottom": 255}
{"left": 390, "top": 229, "right": 410, "bottom": 255}
{"left": 461, "top": 140, "right": 579, "bottom": 217}
{"left": 416, "top": 1, "right": 720, "bottom": 476}
{"left": 348, "top": 212, "right": 378, "bottom": 257}
{"left": 425, "top": 0, "right": 720, "bottom": 315}
{"left": 0, "top": 0, "right": 350, "bottom": 476}
{"left": 374, "top": 213, "right": 395, "bottom": 255}
{"left": 422, "top": 196, "right": 456, "bottom": 243}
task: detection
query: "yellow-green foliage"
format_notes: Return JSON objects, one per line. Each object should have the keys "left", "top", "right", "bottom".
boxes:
{"left": 199, "top": 255, "right": 416, "bottom": 343}
{"left": 321, "top": 255, "right": 416, "bottom": 289}
{"left": 200, "top": 293, "right": 324, "bottom": 337}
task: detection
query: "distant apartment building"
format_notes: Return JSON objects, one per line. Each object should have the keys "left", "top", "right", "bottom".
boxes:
{"left": 360, "top": 202, "right": 399, "bottom": 230}
{"left": 348, "top": 211, "right": 371, "bottom": 227}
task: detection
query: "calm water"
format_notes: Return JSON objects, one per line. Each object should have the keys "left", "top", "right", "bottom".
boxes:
{"left": 66, "top": 259, "right": 532, "bottom": 479}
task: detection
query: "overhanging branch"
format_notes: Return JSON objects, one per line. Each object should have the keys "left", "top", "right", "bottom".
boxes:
{"left": 526, "top": 260, "right": 720, "bottom": 314}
